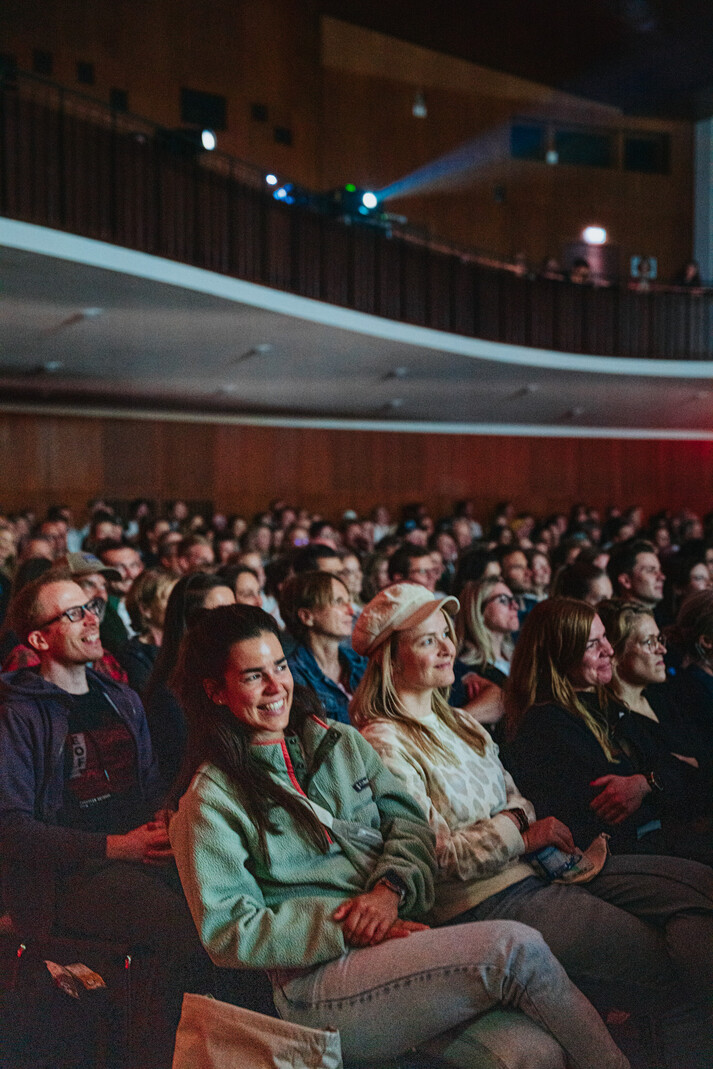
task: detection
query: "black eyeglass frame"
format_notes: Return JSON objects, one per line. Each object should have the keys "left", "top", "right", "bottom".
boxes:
{"left": 482, "top": 593, "right": 519, "bottom": 610}
{"left": 35, "top": 596, "right": 105, "bottom": 631}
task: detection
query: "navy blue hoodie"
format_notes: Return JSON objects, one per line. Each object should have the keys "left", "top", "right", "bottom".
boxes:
{"left": 0, "top": 667, "right": 160, "bottom": 934}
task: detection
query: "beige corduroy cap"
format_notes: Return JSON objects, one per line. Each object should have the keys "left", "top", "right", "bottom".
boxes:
{"left": 352, "top": 582, "right": 459, "bottom": 657}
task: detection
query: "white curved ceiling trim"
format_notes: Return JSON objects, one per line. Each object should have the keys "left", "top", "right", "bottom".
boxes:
{"left": 3, "top": 217, "right": 713, "bottom": 381}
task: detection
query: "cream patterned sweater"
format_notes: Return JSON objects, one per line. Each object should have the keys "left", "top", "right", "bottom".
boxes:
{"left": 360, "top": 711, "right": 536, "bottom": 923}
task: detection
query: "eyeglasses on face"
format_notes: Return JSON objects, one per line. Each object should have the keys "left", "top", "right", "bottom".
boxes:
{"left": 637, "top": 634, "right": 667, "bottom": 652}
{"left": 482, "top": 594, "right": 519, "bottom": 609}
{"left": 36, "top": 596, "right": 105, "bottom": 630}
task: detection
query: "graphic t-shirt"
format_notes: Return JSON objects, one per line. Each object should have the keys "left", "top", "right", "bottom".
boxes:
{"left": 59, "top": 682, "right": 145, "bottom": 834}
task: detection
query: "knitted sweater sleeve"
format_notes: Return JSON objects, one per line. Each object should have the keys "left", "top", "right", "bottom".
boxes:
{"left": 360, "top": 721, "right": 532, "bottom": 883}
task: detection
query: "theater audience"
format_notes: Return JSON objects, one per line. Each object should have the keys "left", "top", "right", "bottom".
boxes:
{"left": 607, "top": 539, "right": 664, "bottom": 613}
{"left": 7, "top": 492, "right": 713, "bottom": 1064}
{"left": 598, "top": 599, "right": 711, "bottom": 857}
{"left": 338, "top": 551, "right": 364, "bottom": 615}
{"left": 279, "top": 571, "right": 366, "bottom": 724}
{"left": 387, "top": 543, "right": 438, "bottom": 591}
{"left": 660, "top": 547, "right": 712, "bottom": 625}
{"left": 527, "top": 548, "right": 551, "bottom": 600}
{"left": 168, "top": 604, "right": 630, "bottom": 1069}
{"left": 217, "top": 563, "right": 262, "bottom": 606}
{"left": 0, "top": 573, "right": 209, "bottom": 1062}
{"left": 291, "top": 543, "right": 343, "bottom": 575}
{"left": 666, "top": 589, "right": 713, "bottom": 766}
{"left": 2, "top": 556, "right": 128, "bottom": 683}
{"left": 448, "top": 578, "right": 516, "bottom": 734}
{"left": 176, "top": 534, "right": 215, "bottom": 574}
{"left": 96, "top": 539, "right": 145, "bottom": 652}
{"left": 351, "top": 583, "right": 713, "bottom": 1069}
{"left": 361, "top": 550, "right": 391, "bottom": 601}
{"left": 144, "top": 574, "right": 235, "bottom": 793}
{"left": 504, "top": 598, "right": 711, "bottom": 866}
{"left": 552, "top": 559, "right": 613, "bottom": 605}
{"left": 116, "top": 568, "right": 178, "bottom": 695}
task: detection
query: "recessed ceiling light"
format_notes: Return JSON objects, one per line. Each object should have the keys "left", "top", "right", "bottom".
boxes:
{"left": 42, "top": 360, "right": 64, "bottom": 373}
{"left": 81, "top": 307, "right": 103, "bottom": 318}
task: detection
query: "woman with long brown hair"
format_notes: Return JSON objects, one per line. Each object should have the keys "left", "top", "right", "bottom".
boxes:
{"left": 505, "top": 597, "right": 708, "bottom": 858}
{"left": 167, "top": 603, "right": 628, "bottom": 1069}
{"left": 352, "top": 585, "right": 713, "bottom": 1069}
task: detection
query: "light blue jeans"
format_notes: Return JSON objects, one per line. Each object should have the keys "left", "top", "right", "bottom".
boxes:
{"left": 273, "top": 920, "right": 628, "bottom": 1069}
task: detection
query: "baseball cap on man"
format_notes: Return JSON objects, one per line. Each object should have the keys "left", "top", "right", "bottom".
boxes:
{"left": 58, "top": 551, "right": 121, "bottom": 582}
{"left": 352, "top": 582, "right": 459, "bottom": 657}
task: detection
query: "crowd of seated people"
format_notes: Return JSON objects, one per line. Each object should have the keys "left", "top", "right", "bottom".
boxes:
{"left": 3, "top": 494, "right": 713, "bottom": 1067}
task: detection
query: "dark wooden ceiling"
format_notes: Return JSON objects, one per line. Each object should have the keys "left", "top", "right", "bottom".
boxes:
{"left": 318, "top": 1, "right": 713, "bottom": 118}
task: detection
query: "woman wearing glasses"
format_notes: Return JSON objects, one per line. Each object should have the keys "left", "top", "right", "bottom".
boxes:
{"left": 352, "top": 586, "right": 713, "bottom": 1068}
{"left": 449, "top": 578, "right": 518, "bottom": 735}
{"left": 597, "top": 599, "right": 712, "bottom": 863}
{"left": 505, "top": 597, "right": 711, "bottom": 861}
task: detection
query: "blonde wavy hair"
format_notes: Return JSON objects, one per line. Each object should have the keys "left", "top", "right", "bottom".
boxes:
{"left": 455, "top": 577, "right": 514, "bottom": 670}
{"left": 505, "top": 596, "right": 618, "bottom": 762}
{"left": 351, "top": 610, "right": 486, "bottom": 760}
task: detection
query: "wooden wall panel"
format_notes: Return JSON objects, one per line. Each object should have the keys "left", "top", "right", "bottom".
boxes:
{"left": 2, "top": 412, "right": 713, "bottom": 526}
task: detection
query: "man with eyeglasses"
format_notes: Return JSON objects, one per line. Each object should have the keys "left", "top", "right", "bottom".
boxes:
{"left": 1, "top": 557, "right": 129, "bottom": 684}
{"left": 388, "top": 543, "right": 439, "bottom": 593}
{"left": 0, "top": 573, "right": 207, "bottom": 1050}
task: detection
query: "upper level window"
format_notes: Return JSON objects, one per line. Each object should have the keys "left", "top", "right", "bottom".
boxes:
{"left": 554, "top": 128, "right": 612, "bottom": 168}
{"left": 77, "top": 61, "right": 95, "bottom": 86}
{"left": 33, "top": 49, "right": 53, "bottom": 76}
{"left": 624, "top": 134, "right": 670, "bottom": 174}
{"left": 110, "top": 88, "right": 129, "bottom": 112}
{"left": 510, "top": 123, "right": 546, "bottom": 161}
{"left": 180, "top": 87, "right": 227, "bottom": 131}
{"left": 274, "top": 125, "right": 293, "bottom": 146}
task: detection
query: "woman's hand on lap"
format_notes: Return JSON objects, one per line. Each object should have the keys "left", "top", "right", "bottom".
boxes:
{"left": 333, "top": 884, "right": 401, "bottom": 946}
{"left": 589, "top": 774, "right": 650, "bottom": 823}
{"left": 521, "top": 816, "right": 576, "bottom": 855}
{"left": 382, "top": 919, "right": 429, "bottom": 940}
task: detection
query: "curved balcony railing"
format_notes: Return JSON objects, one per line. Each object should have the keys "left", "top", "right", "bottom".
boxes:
{"left": 1, "top": 68, "right": 711, "bottom": 360}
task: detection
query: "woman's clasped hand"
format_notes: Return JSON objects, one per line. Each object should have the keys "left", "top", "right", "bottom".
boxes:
{"left": 333, "top": 885, "right": 428, "bottom": 946}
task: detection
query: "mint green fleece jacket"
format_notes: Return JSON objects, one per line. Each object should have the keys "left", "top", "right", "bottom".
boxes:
{"left": 169, "top": 717, "right": 436, "bottom": 971}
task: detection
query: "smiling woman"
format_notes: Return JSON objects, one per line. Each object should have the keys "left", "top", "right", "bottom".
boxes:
{"left": 279, "top": 571, "right": 366, "bottom": 724}
{"left": 352, "top": 586, "right": 713, "bottom": 1069}
{"left": 504, "top": 597, "right": 712, "bottom": 863}
{"left": 166, "top": 603, "right": 632, "bottom": 1069}
{"left": 204, "top": 633, "right": 293, "bottom": 740}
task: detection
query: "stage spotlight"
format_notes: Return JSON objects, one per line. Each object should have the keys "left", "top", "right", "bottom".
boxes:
{"left": 362, "top": 191, "right": 378, "bottom": 210}
{"left": 265, "top": 173, "right": 278, "bottom": 186}
{"left": 583, "top": 226, "right": 607, "bottom": 245}
{"left": 201, "top": 129, "right": 217, "bottom": 151}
